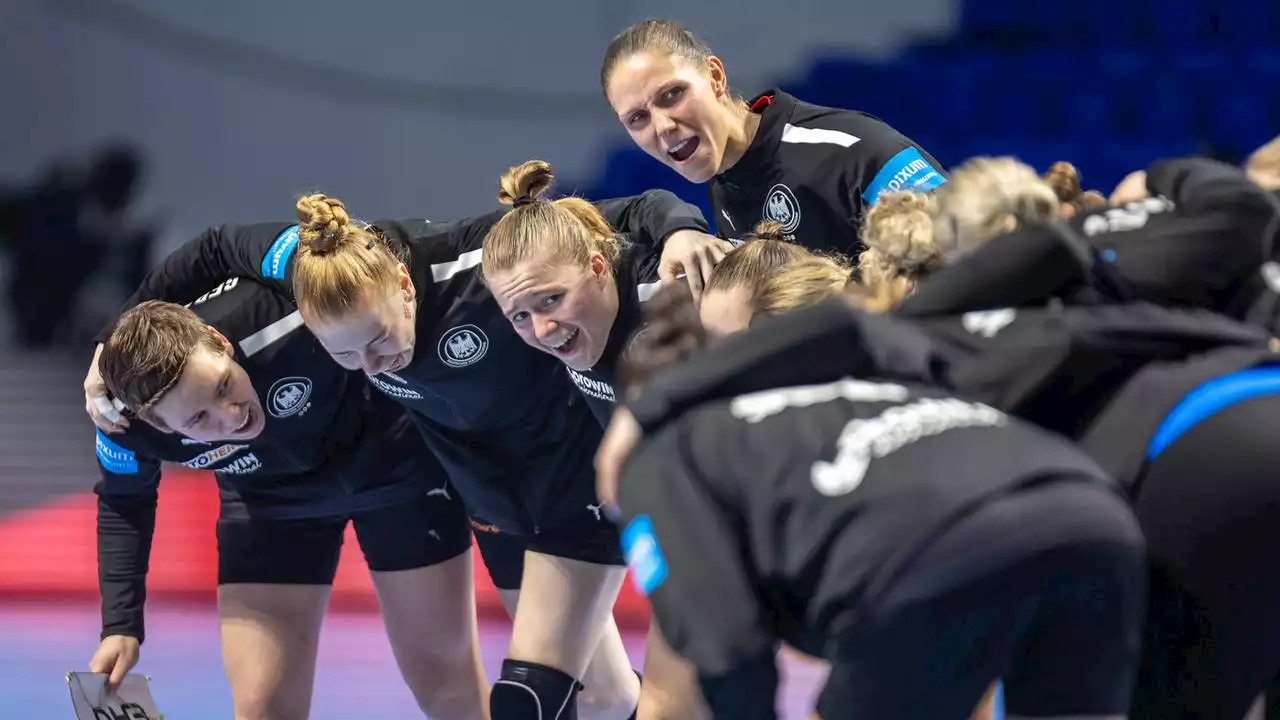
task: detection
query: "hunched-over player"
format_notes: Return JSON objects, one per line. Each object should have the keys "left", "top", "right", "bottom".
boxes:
{"left": 481, "top": 159, "right": 721, "bottom": 719}
{"left": 696, "top": 221, "right": 826, "bottom": 338}
{"left": 90, "top": 285, "right": 482, "bottom": 720}
{"left": 890, "top": 153, "right": 1280, "bottom": 720}
{"left": 82, "top": 185, "right": 727, "bottom": 720}
{"left": 608, "top": 286, "right": 1146, "bottom": 720}
{"left": 613, "top": 150, "right": 1280, "bottom": 719}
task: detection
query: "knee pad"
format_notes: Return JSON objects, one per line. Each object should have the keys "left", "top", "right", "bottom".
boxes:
{"left": 491, "top": 659, "right": 583, "bottom": 720}
{"left": 627, "top": 670, "right": 643, "bottom": 719}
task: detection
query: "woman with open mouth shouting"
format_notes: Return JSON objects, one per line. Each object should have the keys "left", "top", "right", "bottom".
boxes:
{"left": 601, "top": 18, "right": 948, "bottom": 257}
{"left": 483, "top": 158, "right": 756, "bottom": 719}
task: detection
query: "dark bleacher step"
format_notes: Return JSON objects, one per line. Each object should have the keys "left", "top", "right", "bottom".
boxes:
{"left": 0, "top": 348, "right": 102, "bottom": 513}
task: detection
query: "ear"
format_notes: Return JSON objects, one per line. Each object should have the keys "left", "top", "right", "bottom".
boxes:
{"left": 207, "top": 326, "right": 234, "bottom": 354}
{"left": 398, "top": 264, "right": 415, "bottom": 300}
{"left": 588, "top": 251, "right": 610, "bottom": 279}
{"left": 707, "top": 56, "right": 729, "bottom": 97}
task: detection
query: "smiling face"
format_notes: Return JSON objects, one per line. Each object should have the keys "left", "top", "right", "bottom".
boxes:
{"left": 605, "top": 51, "right": 740, "bottom": 184}
{"left": 98, "top": 300, "right": 270, "bottom": 443}
{"left": 304, "top": 268, "right": 418, "bottom": 377}
{"left": 487, "top": 250, "right": 621, "bottom": 371}
{"left": 145, "top": 342, "right": 266, "bottom": 442}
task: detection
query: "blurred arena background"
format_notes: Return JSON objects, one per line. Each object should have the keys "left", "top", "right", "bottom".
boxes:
{"left": 0, "top": 0, "right": 1275, "bottom": 715}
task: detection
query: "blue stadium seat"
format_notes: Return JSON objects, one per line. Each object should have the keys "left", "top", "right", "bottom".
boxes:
{"left": 1151, "top": 0, "right": 1213, "bottom": 45}
{"left": 1250, "top": 49, "right": 1280, "bottom": 77}
{"left": 1208, "top": 95, "right": 1273, "bottom": 161}
{"left": 1100, "top": 140, "right": 1199, "bottom": 179}
{"left": 1079, "top": 0, "right": 1151, "bottom": 46}
{"left": 1218, "top": 0, "right": 1279, "bottom": 42}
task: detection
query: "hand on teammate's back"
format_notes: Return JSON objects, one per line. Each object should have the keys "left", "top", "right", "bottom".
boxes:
{"left": 658, "top": 229, "right": 732, "bottom": 307}
{"left": 1109, "top": 169, "right": 1150, "bottom": 205}
{"left": 88, "top": 634, "right": 141, "bottom": 690}
{"left": 84, "top": 343, "right": 129, "bottom": 433}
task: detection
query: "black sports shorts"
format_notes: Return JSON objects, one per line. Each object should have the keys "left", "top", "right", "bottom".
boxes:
{"left": 217, "top": 486, "right": 471, "bottom": 585}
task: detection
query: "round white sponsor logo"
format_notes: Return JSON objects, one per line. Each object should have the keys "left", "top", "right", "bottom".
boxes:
{"left": 438, "top": 325, "right": 489, "bottom": 368}
{"left": 267, "top": 376, "right": 312, "bottom": 418}
{"left": 625, "top": 325, "right": 652, "bottom": 363}
{"left": 762, "top": 183, "right": 801, "bottom": 234}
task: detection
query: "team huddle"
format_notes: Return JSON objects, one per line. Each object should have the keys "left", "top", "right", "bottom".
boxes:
{"left": 79, "top": 17, "right": 1280, "bottom": 720}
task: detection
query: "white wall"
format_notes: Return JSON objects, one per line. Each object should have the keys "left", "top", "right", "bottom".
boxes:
{"left": 0, "top": 0, "right": 955, "bottom": 255}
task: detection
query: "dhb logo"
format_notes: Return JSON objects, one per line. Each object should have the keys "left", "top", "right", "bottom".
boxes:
{"left": 625, "top": 325, "right": 652, "bottom": 363}
{"left": 762, "top": 183, "right": 801, "bottom": 235}
{"left": 438, "top": 325, "right": 489, "bottom": 368}
{"left": 267, "top": 376, "right": 312, "bottom": 418}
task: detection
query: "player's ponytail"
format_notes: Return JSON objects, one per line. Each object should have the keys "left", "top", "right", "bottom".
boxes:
{"left": 858, "top": 190, "right": 941, "bottom": 307}
{"left": 704, "top": 223, "right": 812, "bottom": 306}
{"left": 292, "top": 193, "right": 404, "bottom": 322}
{"left": 484, "top": 160, "right": 621, "bottom": 281}
{"left": 296, "top": 194, "right": 356, "bottom": 255}
{"left": 497, "top": 160, "right": 556, "bottom": 208}
{"left": 1043, "top": 161, "right": 1083, "bottom": 206}
{"left": 742, "top": 219, "right": 786, "bottom": 242}
{"left": 1043, "top": 161, "right": 1108, "bottom": 216}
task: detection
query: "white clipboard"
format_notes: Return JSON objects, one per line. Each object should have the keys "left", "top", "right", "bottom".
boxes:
{"left": 66, "top": 671, "right": 165, "bottom": 720}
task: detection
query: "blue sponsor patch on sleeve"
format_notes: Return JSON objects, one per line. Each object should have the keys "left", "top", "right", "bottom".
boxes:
{"left": 260, "top": 225, "right": 300, "bottom": 280}
{"left": 95, "top": 430, "right": 138, "bottom": 475}
{"left": 861, "top": 146, "right": 947, "bottom": 206}
{"left": 621, "top": 514, "right": 669, "bottom": 596}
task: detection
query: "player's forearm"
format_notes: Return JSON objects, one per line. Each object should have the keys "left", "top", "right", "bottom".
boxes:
{"left": 97, "top": 496, "right": 156, "bottom": 642}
